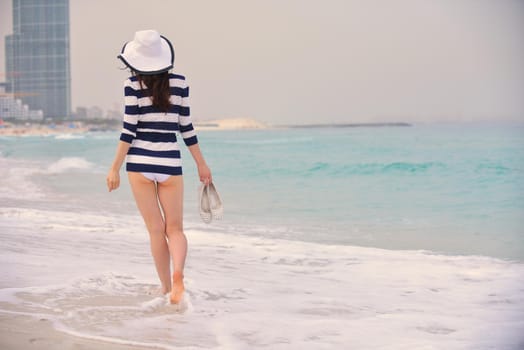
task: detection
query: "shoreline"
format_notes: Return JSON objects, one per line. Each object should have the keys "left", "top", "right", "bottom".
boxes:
{"left": 0, "top": 313, "right": 157, "bottom": 350}
{"left": 0, "top": 121, "right": 99, "bottom": 137}
{"left": 1, "top": 226, "right": 523, "bottom": 349}
{"left": 2, "top": 119, "right": 521, "bottom": 137}
{"left": 0, "top": 117, "right": 269, "bottom": 136}
{"left": 0, "top": 119, "right": 420, "bottom": 136}
{"left": 282, "top": 122, "right": 412, "bottom": 128}
{"left": 1, "top": 203, "right": 523, "bottom": 349}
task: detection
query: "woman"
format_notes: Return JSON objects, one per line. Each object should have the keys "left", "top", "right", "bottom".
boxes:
{"left": 106, "top": 30, "right": 211, "bottom": 304}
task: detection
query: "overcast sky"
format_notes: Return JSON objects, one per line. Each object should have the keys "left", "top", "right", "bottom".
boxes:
{"left": 1, "top": 0, "right": 523, "bottom": 124}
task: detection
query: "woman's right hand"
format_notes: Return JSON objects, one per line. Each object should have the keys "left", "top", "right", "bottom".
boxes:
{"left": 198, "top": 163, "right": 212, "bottom": 185}
{"left": 106, "top": 169, "right": 120, "bottom": 192}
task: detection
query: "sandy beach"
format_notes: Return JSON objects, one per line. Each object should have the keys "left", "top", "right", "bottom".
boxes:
{"left": 0, "top": 314, "right": 155, "bottom": 350}
{"left": 1, "top": 202, "right": 523, "bottom": 349}
{"left": 194, "top": 118, "right": 268, "bottom": 130}
{"left": 0, "top": 122, "right": 90, "bottom": 136}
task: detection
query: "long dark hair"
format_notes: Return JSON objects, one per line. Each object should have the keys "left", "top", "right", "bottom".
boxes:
{"left": 136, "top": 72, "right": 171, "bottom": 113}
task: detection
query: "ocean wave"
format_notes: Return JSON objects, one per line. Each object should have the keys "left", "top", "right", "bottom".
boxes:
{"left": 54, "top": 134, "right": 86, "bottom": 140}
{"left": 305, "top": 161, "right": 446, "bottom": 176}
{"left": 0, "top": 157, "right": 46, "bottom": 199}
{"left": 1, "top": 213, "right": 523, "bottom": 349}
{"left": 221, "top": 136, "right": 314, "bottom": 145}
{"left": 46, "top": 157, "right": 94, "bottom": 174}
{"left": 0, "top": 156, "right": 98, "bottom": 201}
{"left": 475, "top": 163, "right": 512, "bottom": 175}
{"left": 91, "top": 133, "right": 119, "bottom": 140}
{"left": 0, "top": 272, "right": 192, "bottom": 349}
{"left": 382, "top": 161, "right": 446, "bottom": 173}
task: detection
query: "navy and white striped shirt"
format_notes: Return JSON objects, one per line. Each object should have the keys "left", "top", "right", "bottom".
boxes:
{"left": 119, "top": 73, "right": 198, "bottom": 176}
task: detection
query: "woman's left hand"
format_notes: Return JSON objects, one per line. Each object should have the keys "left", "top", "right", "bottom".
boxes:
{"left": 198, "top": 163, "right": 212, "bottom": 185}
{"left": 106, "top": 169, "right": 120, "bottom": 192}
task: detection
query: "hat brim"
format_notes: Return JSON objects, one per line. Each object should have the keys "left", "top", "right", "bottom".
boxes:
{"left": 118, "top": 35, "right": 174, "bottom": 75}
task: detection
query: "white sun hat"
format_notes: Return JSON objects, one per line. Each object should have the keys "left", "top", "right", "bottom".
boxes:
{"left": 118, "top": 30, "right": 174, "bottom": 75}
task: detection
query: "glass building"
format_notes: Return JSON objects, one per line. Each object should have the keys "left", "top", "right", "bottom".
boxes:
{"left": 5, "top": 0, "right": 71, "bottom": 119}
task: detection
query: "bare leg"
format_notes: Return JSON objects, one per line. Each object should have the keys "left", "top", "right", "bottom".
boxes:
{"left": 128, "top": 172, "right": 172, "bottom": 294}
{"left": 157, "top": 175, "right": 187, "bottom": 303}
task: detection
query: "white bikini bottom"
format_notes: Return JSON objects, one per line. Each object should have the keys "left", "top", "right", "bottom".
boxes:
{"left": 141, "top": 172, "right": 170, "bottom": 183}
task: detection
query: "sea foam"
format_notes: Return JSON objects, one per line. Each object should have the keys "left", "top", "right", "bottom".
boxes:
{"left": 54, "top": 134, "right": 86, "bottom": 140}
{"left": 46, "top": 157, "right": 94, "bottom": 174}
{"left": 0, "top": 206, "right": 523, "bottom": 349}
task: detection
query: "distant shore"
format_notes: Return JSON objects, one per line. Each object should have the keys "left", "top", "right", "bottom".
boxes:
{"left": 0, "top": 118, "right": 270, "bottom": 136}
{"left": 194, "top": 118, "right": 268, "bottom": 130}
{"left": 0, "top": 118, "right": 415, "bottom": 136}
{"left": 0, "top": 120, "right": 116, "bottom": 136}
{"left": 282, "top": 122, "right": 412, "bottom": 128}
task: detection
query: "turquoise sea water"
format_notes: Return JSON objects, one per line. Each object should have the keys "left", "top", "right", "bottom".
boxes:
{"left": 1, "top": 122, "right": 523, "bottom": 260}
{"left": 2, "top": 122, "right": 524, "bottom": 349}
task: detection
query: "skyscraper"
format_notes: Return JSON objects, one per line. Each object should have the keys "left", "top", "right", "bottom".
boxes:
{"left": 5, "top": 0, "right": 71, "bottom": 119}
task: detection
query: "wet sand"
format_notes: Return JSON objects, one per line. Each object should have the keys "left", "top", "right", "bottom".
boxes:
{"left": 0, "top": 313, "right": 156, "bottom": 350}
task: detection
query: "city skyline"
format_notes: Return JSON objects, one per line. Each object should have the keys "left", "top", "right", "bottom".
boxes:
{"left": 4, "top": 0, "right": 71, "bottom": 119}
{"left": 1, "top": 0, "right": 523, "bottom": 124}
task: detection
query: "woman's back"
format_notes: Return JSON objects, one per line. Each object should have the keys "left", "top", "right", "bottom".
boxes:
{"left": 120, "top": 73, "right": 198, "bottom": 176}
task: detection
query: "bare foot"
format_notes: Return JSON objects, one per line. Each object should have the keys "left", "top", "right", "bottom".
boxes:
{"left": 170, "top": 271, "right": 185, "bottom": 304}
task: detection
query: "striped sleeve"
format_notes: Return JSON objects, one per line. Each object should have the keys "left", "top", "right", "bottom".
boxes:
{"left": 178, "top": 78, "right": 198, "bottom": 146}
{"left": 119, "top": 78, "right": 139, "bottom": 144}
